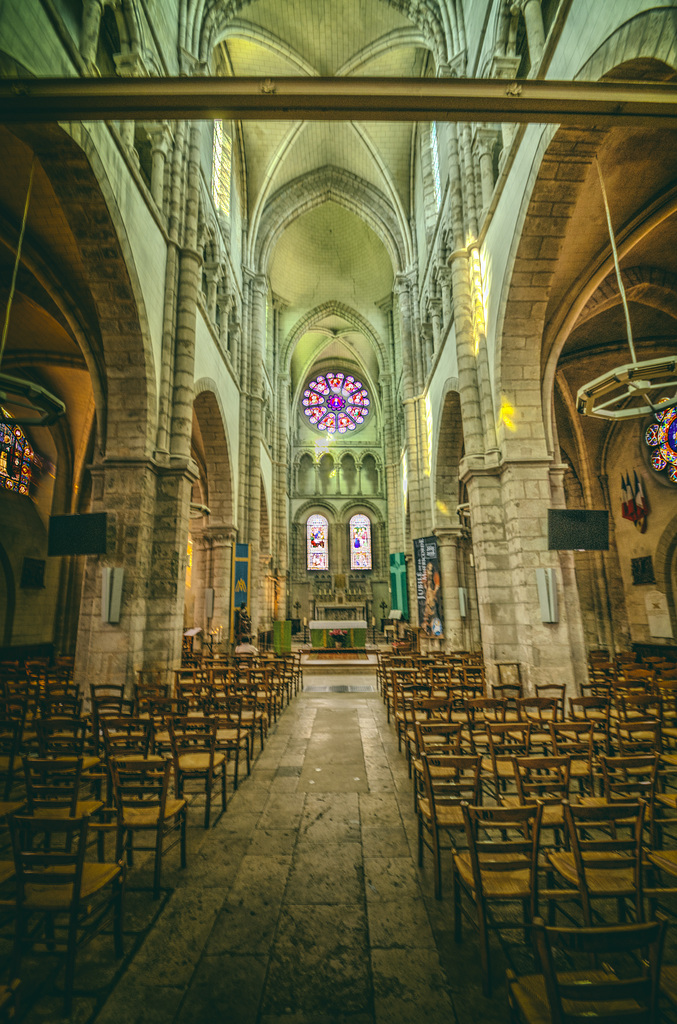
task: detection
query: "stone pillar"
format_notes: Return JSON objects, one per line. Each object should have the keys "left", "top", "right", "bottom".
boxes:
{"left": 489, "top": 55, "right": 522, "bottom": 159}
{"left": 74, "top": 456, "right": 196, "bottom": 692}
{"left": 519, "top": 0, "right": 546, "bottom": 66}
{"left": 244, "top": 272, "right": 267, "bottom": 633}
{"left": 145, "top": 122, "right": 173, "bottom": 212}
{"left": 475, "top": 128, "right": 498, "bottom": 216}
{"left": 217, "top": 292, "right": 232, "bottom": 356}
{"left": 170, "top": 122, "right": 202, "bottom": 460}
{"left": 395, "top": 273, "right": 427, "bottom": 548}
{"left": 437, "top": 266, "right": 452, "bottom": 329}
{"left": 204, "top": 263, "right": 220, "bottom": 322}
{"left": 114, "top": 53, "right": 148, "bottom": 153}
{"left": 434, "top": 526, "right": 466, "bottom": 651}
{"left": 79, "top": 0, "right": 104, "bottom": 70}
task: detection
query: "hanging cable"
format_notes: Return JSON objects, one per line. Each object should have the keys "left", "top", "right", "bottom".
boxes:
{"left": 0, "top": 155, "right": 36, "bottom": 369}
{"left": 595, "top": 156, "right": 637, "bottom": 364}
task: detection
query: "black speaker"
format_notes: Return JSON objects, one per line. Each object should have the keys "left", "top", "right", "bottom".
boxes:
{"left": 547, "top": 509, "right": 609, "bottom": 551}
{"left": 48, "top": 513, "right": 108, "bottom": 556}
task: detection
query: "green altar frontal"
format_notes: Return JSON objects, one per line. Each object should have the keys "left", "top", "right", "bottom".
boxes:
{"left": 309, "top": 620, "right": 368, "bottom": 649}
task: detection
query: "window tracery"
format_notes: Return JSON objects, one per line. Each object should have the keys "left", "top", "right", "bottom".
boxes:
{"left": 307, "top": 513, "right": 329, "bottom": 570}
{"left": 350, "top": 513, "right": 372, "bottom": 570}
{"left": 0, "top": 410, "right": 42, "bottom": 495}
{"left": 302, "top": 372, "right": 370, "bottom": 434}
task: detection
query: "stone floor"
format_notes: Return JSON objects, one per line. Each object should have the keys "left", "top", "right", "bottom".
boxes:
{"left": 7, "top": 669, "right": 674, "bottom": 1023}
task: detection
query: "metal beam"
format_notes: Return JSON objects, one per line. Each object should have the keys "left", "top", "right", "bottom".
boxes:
{"left": 1, "top": 76, "right": 677, "bottom": 126}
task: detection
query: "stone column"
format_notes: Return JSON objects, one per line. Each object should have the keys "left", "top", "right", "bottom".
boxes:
{"left": 519, "top": 0, "right": 546, "bottom": 66}
{"left": 79, "top": 0, "right": 104, "bottom": 70}
{"left": 217, "top": 291, "right": 232, "bottom": 356}
{"left": 489, "top": 55, "right": 522, "bottom": 158}
{"left": 113, "top": 53, "right": 148, "bottom": 153}
{"left": 434, "top": 526, "right": 466, "bottom": 651}
{"left": 437, "top": 266, "right": 452, "bottom": 330}
{"left": 244, "top": 272, "right": 267, "bottom": 633}
{"left": 475, "top": 128, "right": 498, "bottom": 216}
{"left": 204, "top": 263, "right": 220, "bottom": 323}
{"left": 74, "top": 456, "right": 197, "bottom": 692}
{"left": 430, "top": 297, "right": 442, "bottom": 357}
{"left": 395, "top": 273, "right": 427, "bottom": 547}
{"left": 145, "top": 122, "right": 173, "bottom": 212}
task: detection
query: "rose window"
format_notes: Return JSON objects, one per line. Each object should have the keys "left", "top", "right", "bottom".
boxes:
{"left": 645, "top": 405, "right": 677, "bottom": 484}
{"left": 302, "top": 372, "right": 370, "bottom": 434}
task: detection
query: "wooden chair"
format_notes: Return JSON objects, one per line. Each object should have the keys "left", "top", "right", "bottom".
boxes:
{"left": 614, "top": 718, "right": 662, "bottom": 757}
{"left": 568, "top": 696, "right": 611, "bottom": 756}
{"left": 210, "top": 695, "right": 250, "bottom": 789}
{"left": 8, "top": 814, "right": 125, "bottom": 1014}
{"left": 169, "top": 716, "right": 226, "bottom": 828}
{"left": 22, "top": 755, "right": 103, "bottom": 819}
{"left": 506, "top": 755, "right": 571, "bottom": 847}
{"left": 453, "top": 802, "right": 543, "bottom": 996}
{"left": 416, "top": 753, "right": 481, "bottom": 899}
{"left": 549, "top": 722, "right": 596, "bottom": 796}
{"left": 485, "top": 721, "right": 531, "bottom": 801}
{"left": 110, "top": 757, "right": 187, "bottom": 899}
{"left": 0, "top": 718, "right": 21, "bottom": 800}
{"left": 507, "top": 916, "right": 666, "bottom": 1024}
{"left": 516, "top": 697, "right": 559, "bottom": 751}
{"left": 547, "top": 800, "right": 645, "bottom": 926}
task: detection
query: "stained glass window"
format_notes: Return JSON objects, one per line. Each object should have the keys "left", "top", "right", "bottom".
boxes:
{"left": 0, "top": 409, "right": 42, "bottom": 495}
{"left": 212, "top": 121, "right": 232, "bottom": 216}
{"left": 307, "top": 514, "right": 329, "bottom": 570}
{"left": 645, "top": 405, "right": 677, "bottom": 484}
{"left": 350, "top": 514, "right": 372, "bottom": 570}
{"left": 302, "top": 372, "right": 370, "bottom": 435}
{"left": 430, "top": 122, "right": 441, "bottom": 210}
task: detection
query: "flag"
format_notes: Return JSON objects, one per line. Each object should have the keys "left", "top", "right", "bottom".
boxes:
{"left": 625, "top": 473, "right": 636, "bottom": 522}
{"left": 621, "top": 475, "right": 629, "bottom": 520}
{"left": 633, "top": 471, "right": 649, "bottom": 532}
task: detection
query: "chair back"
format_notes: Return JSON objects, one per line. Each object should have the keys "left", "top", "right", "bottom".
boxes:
{"left": 9, "top": 813, "right": 90, "bottom": 908}
{"left": 420, "top": 754, "right": 481, "bottom": 815}
{"left": 512, "top": 755, "right": 571, "bottom": 808}
{"left": 530, "top": 916, "right": 665, "bottom": 1024}
{"left": 461, "top": 802, "right": 542, "bottom": 913}
{"left": 110, "top": 757, "right": 172, "bottom": 825}
{"left": 35, "top": 717, "right": 88, "bottom": 759}
{"left": 102, "top": 718, "right": 154, "bottom": 761}
{"left": 22, "top": 755, "right": 83, "bottom": 816}
{"left": 414, "top": 720, "right": 463, "bottom": 758}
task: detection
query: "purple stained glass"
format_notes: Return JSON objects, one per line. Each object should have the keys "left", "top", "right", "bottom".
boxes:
{"left": 301, "top": 372, "right": 370, "bottom": 435}
{"left": 0, "top": 412, "right": 42, "bottom": 495}
{"left": 645, "top": 405, "right": 677, "bottom": 484}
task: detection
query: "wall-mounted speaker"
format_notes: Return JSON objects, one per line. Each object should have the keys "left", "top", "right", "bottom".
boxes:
{"left": 458, "top": 587, "right": 467, "bottom": 619}
{"left": 547, "top": 509, "right": 609, "bottom": 551}
{"left": 48, "top": 513, "right": 108, "bottom": 556}
{"left": 205, "top": 587, "right": 215, "bottom": 620}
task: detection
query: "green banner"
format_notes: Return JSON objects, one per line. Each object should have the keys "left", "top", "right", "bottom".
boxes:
{"left": 389, "top": 551, "right": 409, "bottom": 619}
{"left": 274, "top": 620, "right": 292, "bottom": 655}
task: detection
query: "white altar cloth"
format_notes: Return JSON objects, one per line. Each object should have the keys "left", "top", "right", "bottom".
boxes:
{"left": 310, "top": 620, "right": 367, "bottom": 630}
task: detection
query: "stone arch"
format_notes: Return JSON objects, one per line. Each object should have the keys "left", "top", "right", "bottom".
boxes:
{"left": 433, "top": 386, "right": 464, "bottom": 527}
{"left": 284, "top": 301, "right": 386, "bottom": 376}
{"left": 360, "top": 454, "right": 379, "bottom": 496}
{"left": 653, "top": 510, "right": 677, "bottom": 638}
{"left": 575, "top": 266, "right": 677, "bottom": 326}
{"left": 193, "top": 380, "right": 235, "bottom": 527}
{"left": 18, "top": 122, "right": 158, "bottom": 457}
{"left": 339, "top": 453, "right": 358, "bottom": 495}
{"left": 495, "top": 12, "right": 677, "bottom": 449}
{"left": 194, "top": 0, "right": 452, "bottom": 73}
{"left": 254, "top": 166, "right": 409, "bottom": 275}
{"left": 296, "top": 452, "right": 315, "bottom": 494}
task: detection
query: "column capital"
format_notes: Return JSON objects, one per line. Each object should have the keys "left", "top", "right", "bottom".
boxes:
{"left": 114, "top": 52, "right": 148, "bottom": 77}
{"left": 433, "top": 525, "right": 466, "bottom": 544}
{"left": 143, "top": 121, "right": 173, "bottom": 154}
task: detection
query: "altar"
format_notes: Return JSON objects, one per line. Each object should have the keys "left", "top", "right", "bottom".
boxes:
{"left": 309, "top": 619, "right": 368, "bottom": 649}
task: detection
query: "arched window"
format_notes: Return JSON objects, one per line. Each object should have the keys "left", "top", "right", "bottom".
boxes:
{"left": 350, "top": 514, "right": 372, "bottom": 570}
{"left": 212, "top": 121, "right": 232, "bottom": 216}
{"left": 0, "top": 410, "right": 42, "bottom": 495}
{"left": 307, "top": 514, "right": 329, "bottom": 570}
{"left": 430, "top": 122, "right": 441, "bottom": 210}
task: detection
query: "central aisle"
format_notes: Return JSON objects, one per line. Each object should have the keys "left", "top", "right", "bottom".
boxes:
{"left": 88, "top": 677, "right": 504, "bottom": 1024}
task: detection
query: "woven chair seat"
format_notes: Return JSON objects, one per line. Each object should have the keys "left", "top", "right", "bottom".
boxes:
{"left": 454, "top": 851, "right": 531, "bottom": 897}
{"left": 24, "top": 861, "right": 122, "bottom": 909}
{"left": 416, "top": 796, "right": 464, "bottom": 827}
{"left": 501, "top": 796, "right": 564, "bottom": 827}
{"left": 509, "top": 969, "right": 640, "bottom": 1024}
{"left": 178, "top": 752, "right": 226, "bottom": 771}
{"left": 121, "top": 797, "right": 186, "bottom": 827}
{"left": 548, "top": 851, "right": 635, "bottom": 893}
{"left": 0, "top": 860, "right": 15, "bottom": 885}
{"left": 0, "top": 799, "right": 25, "bottom": 818}
{"left": 32, "top": 798, "right": 104, "bottom": 818}
{"left": 646, "top": 848, "right": 677, "bottom": 877}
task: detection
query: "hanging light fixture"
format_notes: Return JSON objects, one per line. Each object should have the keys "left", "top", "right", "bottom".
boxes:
{"left": 0, "top": 156, "right": 66, "bottom": 427}
{"left": 576, "top": 160, "right": 677, "bottom": 420}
